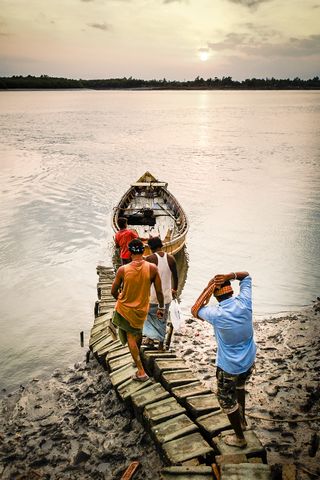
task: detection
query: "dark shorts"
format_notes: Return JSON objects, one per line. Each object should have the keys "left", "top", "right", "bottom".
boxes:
{"left": 216, "top": 365, "right": 254, "bottom": 414}
{"left": 112, "top": 310, "right": 142, "bottom": 346}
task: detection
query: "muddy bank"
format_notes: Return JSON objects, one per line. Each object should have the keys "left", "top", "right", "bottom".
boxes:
{"left": 0, "top": 362, "right": 163, "bottom": 479}
{"left": 0, "top": 301, "right": 319, "bottom": 479}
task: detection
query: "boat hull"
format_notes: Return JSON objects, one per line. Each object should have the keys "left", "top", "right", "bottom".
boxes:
{"left": 112, "top": 172, "right": 188, "bottom": 256}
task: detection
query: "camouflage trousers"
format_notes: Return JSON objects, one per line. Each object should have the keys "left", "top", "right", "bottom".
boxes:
{"left": 216, "top": 364, "right": 254, "bottom": 414}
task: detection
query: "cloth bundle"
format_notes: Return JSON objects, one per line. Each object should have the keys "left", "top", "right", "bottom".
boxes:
{"left": 191, "top": 282, "right": 217, "bottom": 319}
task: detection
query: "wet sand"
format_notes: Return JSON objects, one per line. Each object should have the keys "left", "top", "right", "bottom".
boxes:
{"left": 0, "top": 301, "right": 319, "bottom": 479}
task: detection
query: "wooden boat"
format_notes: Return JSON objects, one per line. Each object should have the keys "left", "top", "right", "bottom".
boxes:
{"left": 112, "top": 172, "right": 188, "bottom": 256}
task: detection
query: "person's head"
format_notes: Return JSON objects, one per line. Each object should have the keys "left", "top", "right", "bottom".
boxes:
{"left": 214, "top": 280, "right": 233, "bottom": 302}
{"left": 147, "top": 236, "right": 163, "bottom": 253}
{"left": 128, "top": 238, "right": 145, "bottom": 257}
{"left": 118, "top": 217, "right": 127, "bottom": 229}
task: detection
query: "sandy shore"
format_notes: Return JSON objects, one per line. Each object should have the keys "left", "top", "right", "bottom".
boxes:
{"left": 0, "top": 300, "right": 319, "bottom": 479}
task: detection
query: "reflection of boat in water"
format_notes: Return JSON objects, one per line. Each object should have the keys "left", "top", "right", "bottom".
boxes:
{"left": 112, "top": 171, "right": 188, "bottom": 256}
{"left": 174, "top": 246, "right": 189, "bottom": 299}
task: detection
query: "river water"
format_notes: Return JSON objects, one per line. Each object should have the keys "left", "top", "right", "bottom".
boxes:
{"left": 0, "top": 90, "right": 319, "bottom": 391}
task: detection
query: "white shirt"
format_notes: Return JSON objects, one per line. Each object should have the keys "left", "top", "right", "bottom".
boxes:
{"left": 150, "top": 252, "right": 172, "bottom": 304}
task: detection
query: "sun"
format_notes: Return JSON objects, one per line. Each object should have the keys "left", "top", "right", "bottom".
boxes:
{"left": 199, "top": 50, "right": 209, "bottom": 62}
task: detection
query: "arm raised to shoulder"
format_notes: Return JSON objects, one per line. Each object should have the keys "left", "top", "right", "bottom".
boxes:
{"left": 191, "top": 272, "right": 250, "bottom": 319}
{"left": 208, "top": 271, "right": 250, "bottom": 288}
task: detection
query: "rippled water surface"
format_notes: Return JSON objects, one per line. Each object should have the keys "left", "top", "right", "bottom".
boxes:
{"left": 0, "top": 90, "right": 319, "bottom": 391}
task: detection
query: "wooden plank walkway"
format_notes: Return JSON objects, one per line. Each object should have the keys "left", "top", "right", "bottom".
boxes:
{"left": 89, "top": 265, "right": 289, "bottom": 479}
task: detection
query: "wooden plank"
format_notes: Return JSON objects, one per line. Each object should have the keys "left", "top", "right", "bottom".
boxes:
{"left": 89, "top": 329, "right": 108, "bottom": 347}
{"left": 151, "top": 414, "right": 198, "bottom": 444}
{"left": 161, "top": 370, "right": 198, "bottom": 390}
{"left": 97, "top": 305, "right": 115, "bottom": 316}
{"left": 109, "top": 354, "right": 132, "bottom": 372}
{"left": 143, "top": 397, "right": 185, "bottom": 427}
{"left": 196, "top": 410, "right": 231, "bottom": 437}
{"left": 161, "top": 432, "right": 213, "bottom": 465}
{"left": 131, "top": 383, "right": 170, "bottom": 415}
{"left": 220, "top": 464, "right": 271, "bottom": 480}
{"left": 120, "top": 461, "right": 140, "bottom": 480}
{"left": 92, "top": 335, "right": 114, "bottom": 353}
{"left": 106, "top": 346, "right": 130, "bottom": 361}
{"left": 91, "top": 321, "right": 108, "bottom": 333}
{"left": 109, "top": 363, "right": 137, "bottom": 387}
{"left": 131, "top": 181, "right": 168, "bottom": 187}
{"left": 97, "top": 339, "right": 122, "bottom": 357}
{"left": 171, "top": 382, "right": 211, "bottom": 403}
{"left": 93, "top": 312, "right": 113, "bottom": 325}
{"left": 117, "top": 377, "right": 153, "bottom": 402}
{"left": 153, "top": 359, "right": 189, "bottom": 380}
{"left": 160, "top": 466, "right": 213, "bottom": 479}
{"left": 97, "top": 281, "right": 114, "bottom": 288}
{"left": 185, "top": 394, "right": 220, "bottom": 418}
{"left": 100, "top": 294, "right": 116, "bottom": 301}
{"left": 215, "top": 430, "right": 265, "bottom": 458}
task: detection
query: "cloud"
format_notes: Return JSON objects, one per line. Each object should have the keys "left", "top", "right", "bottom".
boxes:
{"left": 226, "top": 0, "right": 271, "bottom": 9}
{"left": 241, "top": 22, "right": 279, "bottom": 39}
{"left": 87, "top": 22, "right": 111, "bottom": 31}
{"left": 208, "top": 32, "right": 249, "bottom": 51}
{"left": 259, "top": 35, "right": 320, "bottom": 57}
{"left": 208, "top": 33, "right": 320, "bottom": 58}
{"left": 163, "top": 0, "right": 187, "bottom": 3}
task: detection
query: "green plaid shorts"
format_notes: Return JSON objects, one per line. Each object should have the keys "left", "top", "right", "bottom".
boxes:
{"left": 112, "top": 310, "right": 142, "bottom": 346}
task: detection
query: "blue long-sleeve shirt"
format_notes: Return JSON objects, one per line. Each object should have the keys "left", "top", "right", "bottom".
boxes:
{"left": 198, "top": 276, "right": 256, "bottom": 374}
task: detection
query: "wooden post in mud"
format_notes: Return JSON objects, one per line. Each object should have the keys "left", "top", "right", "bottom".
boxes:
{"left": 165, "top": 323, "right": 174, "bottom": 350}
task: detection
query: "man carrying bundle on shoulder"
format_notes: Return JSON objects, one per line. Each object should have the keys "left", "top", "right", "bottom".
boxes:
{"left": 111, "top": 238, "right": 164, "bottom": 382}
{"left": 191, "top": 271, "right": 256, "bottom": 448}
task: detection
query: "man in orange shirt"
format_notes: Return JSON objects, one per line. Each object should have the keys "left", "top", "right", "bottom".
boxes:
{"left": 114, "top": 217, "right": 138, "bottom": 265}
{"left": 111, "top": 239, "right": 164, "bottom": 382}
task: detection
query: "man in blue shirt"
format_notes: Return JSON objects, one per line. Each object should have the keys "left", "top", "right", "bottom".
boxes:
{"left": 191, "top": 271, "right": 256, "bottom": 448}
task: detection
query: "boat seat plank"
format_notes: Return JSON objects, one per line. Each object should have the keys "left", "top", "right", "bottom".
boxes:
{"left": 132, "top": 182, "right": 168, "bottom": 187}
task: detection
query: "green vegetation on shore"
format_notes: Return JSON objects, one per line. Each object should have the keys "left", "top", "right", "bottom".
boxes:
{"left": 0, "top": 74, "right": 319, "bottom": 90}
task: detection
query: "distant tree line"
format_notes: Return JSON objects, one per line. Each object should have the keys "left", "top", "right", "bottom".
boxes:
{"left": 0, "top": 74, "right": 319, "bottom": 90}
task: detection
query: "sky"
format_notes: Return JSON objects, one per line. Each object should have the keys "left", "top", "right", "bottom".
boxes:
{"left": 0, "top": 0, "right": 319, "bottom": 80}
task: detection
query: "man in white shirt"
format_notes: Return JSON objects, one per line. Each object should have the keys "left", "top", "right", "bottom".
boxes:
{"left": 143, "top": 236, "right": 178, "bottom": 350}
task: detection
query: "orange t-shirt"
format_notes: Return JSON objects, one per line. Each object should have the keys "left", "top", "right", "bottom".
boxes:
{"left": 116, "top": 260, "right": 151, "bottom": 329}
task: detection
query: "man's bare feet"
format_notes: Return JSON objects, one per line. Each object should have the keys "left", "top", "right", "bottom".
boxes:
{"left": 223, "top": 434, "right": 247, "bottom": 448}
{"left": 142, "top": 337, "right": 155, "bottom": 347}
